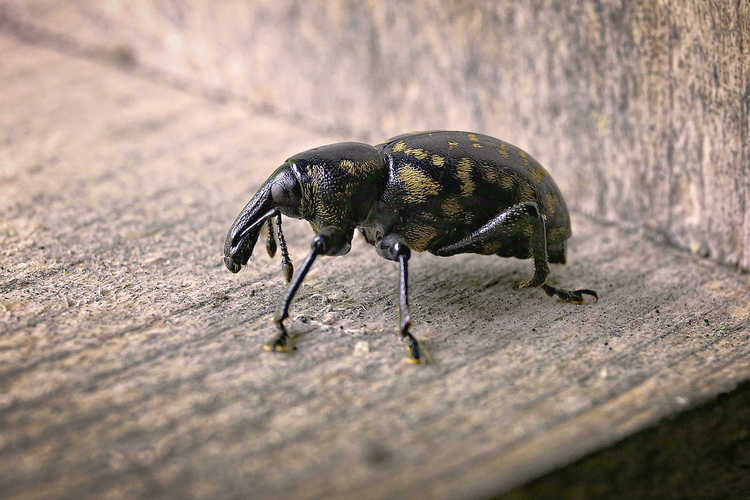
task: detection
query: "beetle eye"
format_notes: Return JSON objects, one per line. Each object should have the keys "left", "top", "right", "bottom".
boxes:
{"left": 271, "top": 170, "right": 302, "bottom": 217}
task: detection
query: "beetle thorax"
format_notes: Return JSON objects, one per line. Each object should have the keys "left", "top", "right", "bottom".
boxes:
{"left": 288, "top": 143, "right": 386, "bottom": 232}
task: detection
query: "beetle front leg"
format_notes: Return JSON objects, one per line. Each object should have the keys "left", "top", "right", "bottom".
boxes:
{"left": 266, "top": 227, "right": 351, "bottom": 353}
{"left": 377, "top": 235, "right": 421, "bottom": 363}
{"left": 266, "top": 241, "right": 320, "bottom": 352}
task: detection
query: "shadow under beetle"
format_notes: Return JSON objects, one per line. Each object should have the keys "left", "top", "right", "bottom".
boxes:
{"left": 223, "top": 131, "right": 597, "bottom": 363}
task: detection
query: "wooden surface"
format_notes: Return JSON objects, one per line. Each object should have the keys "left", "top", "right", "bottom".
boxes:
{"left": 502, "top": 378, "right": 750, "bottom": 499}
{"left": 2, "top": 34, "right": 750, "bottom": 500}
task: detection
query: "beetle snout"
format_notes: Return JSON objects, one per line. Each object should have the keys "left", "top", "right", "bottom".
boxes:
{"left": 223, "top": 225, "right": 260, "bottom": 273}
{"left": 223, "top": 219, "right": 262, "bottom": 273}
{"left": 224, "top": 255, "right": 243, "bottom": 273}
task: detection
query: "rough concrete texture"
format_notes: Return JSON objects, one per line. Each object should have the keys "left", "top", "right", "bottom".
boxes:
{"left": 1, "top": 0, "right": 748, "bottom": 272}
{"left": 2, "top": 31, "right": 750, "bottom": 499}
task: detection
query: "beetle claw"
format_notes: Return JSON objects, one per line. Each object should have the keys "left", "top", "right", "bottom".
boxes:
{"left": 542, "top": 284, "right": 598, "bottom": 304}
{"left": 265, "top": 323, "right": 295, "bottom": 352}
{"left": 405, "top": 336, "right": 421, "bottom": 363}
{"left": 264, "top": 337, "right": 295, "bottom": 352}
{"left": 518, "top": 278, "right": 543, "bottom": 290}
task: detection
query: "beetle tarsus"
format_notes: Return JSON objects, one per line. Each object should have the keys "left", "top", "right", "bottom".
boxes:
{"left": 541, "top": 284, "right": 598, "bottom": 304}
{"left": 404, "top": 333, "right": 421, "bottom": 363}
{"left": 265, "top": 323, "right": 294, "bottom": 352}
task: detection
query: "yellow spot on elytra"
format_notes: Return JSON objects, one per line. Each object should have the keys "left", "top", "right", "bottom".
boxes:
{"left": 545, "top": 193, "right": 557, "bottom": 215}
{"left": 518, "top": 151, "right": 548, "bottom": 183}
{"left": 398, "top": 164, "right": 441, "bottom": 204}
{"left": 402, "top": 223, "right": 439, "bottom": 252}
{"left": 519, "top": 184, "right": 535, "bottom": 203}
{"left": 441, "top": 197, "right": 463, "bottom": 217}
{"left": 477, "top": 163, "right": 498, "bottom": 184}
{"left": 468, "top": 133, "right": 482, "bottom": 147}
{"left": 518, "top": 149, "right": 532, "bottom": 168}
{"left": 418, "top": 210, "right": 438, "bottom": 221}
{"left": 431, "top": 154, "right": 445, "bottom": 166}
{"left": 457, "top": 158, "right": 475, "bottom": 197}
{"left": 497, "top": 145, "right": 509, "bottom": 158}
{"left": 499, "top": 175, "right": 515, "bottom": 190}
{"left": 404, "top": 148, "right": 429, "bottom": 160}
{"left": 529, "top": 166, "right": 547, "bottom": 183}
{"left": 392, "top": 141, "right": 406, "bottom": 153}
{"left": 440, "top": 197, "right": 473, "bottom": 224}
{"left": 448, "top": 141, "right": 459, "bottom": 150}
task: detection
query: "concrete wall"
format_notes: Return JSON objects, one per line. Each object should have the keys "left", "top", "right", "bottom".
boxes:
{"left": 4, "top": 0, "right": 749, "bottom": 270}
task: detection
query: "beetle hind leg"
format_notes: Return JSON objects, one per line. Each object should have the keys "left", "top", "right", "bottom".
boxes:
{"left": 434, "top": 202, "right": 597, "bottom": 304}
{"left": 435, "top": 202, "right": 551, "bottom": 289}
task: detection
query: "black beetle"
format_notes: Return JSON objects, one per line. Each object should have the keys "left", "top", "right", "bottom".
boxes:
{"left": 224, "top": 131, "right": 596, "bottom": 363}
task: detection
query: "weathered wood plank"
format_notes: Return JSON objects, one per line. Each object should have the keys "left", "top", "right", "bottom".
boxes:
{"left": 1, "top": 34, "right": 749, "bottom": 500}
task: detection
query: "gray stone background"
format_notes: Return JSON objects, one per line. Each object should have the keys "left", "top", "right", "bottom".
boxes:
{"left": 1, "top": 1, "right": 749, "bottom": 499}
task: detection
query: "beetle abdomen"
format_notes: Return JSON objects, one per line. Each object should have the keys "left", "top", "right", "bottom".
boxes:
{"left": 372, "top": 131, "right": 571, "bottom": 254}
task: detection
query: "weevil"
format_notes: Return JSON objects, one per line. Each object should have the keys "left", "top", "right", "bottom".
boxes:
{"left": 223, "top": 131, "right": 597, "bottom": 363}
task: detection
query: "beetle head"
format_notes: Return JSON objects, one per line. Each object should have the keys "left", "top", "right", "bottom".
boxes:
{"left": 223, "top": 164, "right": 300, "bottom": 273}
{"left": 223, "top": 142, "right": 385, "bottom": 273}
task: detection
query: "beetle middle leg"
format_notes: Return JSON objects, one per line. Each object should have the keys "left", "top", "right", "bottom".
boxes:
{"left": 376, "top": 234, "right": 421, "bottom": 363}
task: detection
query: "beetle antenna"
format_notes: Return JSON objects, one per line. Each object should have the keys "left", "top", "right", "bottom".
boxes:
{"left": 275, "top": 214, "right": 294, "bottom": 283}
{"left": 265, "top": 218, "right": 277, "bottom": 258}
